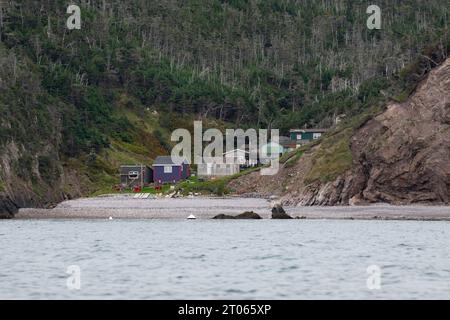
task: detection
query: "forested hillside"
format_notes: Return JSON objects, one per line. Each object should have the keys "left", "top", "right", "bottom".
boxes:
{"left": 0, "top": 0, "right": 449, "bottom": 215}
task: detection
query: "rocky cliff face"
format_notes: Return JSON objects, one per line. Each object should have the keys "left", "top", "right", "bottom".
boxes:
{"left": 230, "top": 58, "right": 450, "bottom": 205}
{"left": 349, "top": 59, "right": 450, "bottom": 204}
{"left": 0, "top": 194, "right": 18, "bottom": 218}
{"left": 0, "top": 138, "right": 85, "bottom": 218}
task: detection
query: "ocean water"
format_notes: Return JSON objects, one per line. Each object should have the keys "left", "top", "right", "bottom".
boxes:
{"left": 0, "top": 219, "right": 449, "bottom": 300}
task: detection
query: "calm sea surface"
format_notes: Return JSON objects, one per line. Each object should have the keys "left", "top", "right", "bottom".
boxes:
{"left": 1, "top": 219, "right": 449, "bottom": 299}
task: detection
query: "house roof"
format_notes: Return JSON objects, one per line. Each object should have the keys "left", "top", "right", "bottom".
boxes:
{"left": 223, "top": 149, "right": 249, "bottom": 155}
{"left": 120, "top": 164, "right": 151, "bottom": 168}
{"left": 290, "top": 128, "right": 328, "bottom": 133}
{"left": 153, "top": 156, "right": 187, "bottom": 166}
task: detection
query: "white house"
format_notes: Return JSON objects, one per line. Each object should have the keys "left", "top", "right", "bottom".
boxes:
{"left": 197, "top": 148, "right": 258, "bottom": 178}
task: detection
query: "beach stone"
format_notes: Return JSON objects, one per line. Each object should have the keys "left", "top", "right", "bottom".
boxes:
{"left": 272, "top": 205, "right": 293, "bottom": 219}
{"left": 235, "top": 211, "right": 262, "bottom": 219}
{"left": 213, "top": 212, "right": 262, "bottom": 219}
{"left": 213, "top": 214, "right": 236, "bottom": 219}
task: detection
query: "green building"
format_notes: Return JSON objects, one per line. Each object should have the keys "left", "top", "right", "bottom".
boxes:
{"left": 290, "top": 129, "right": 327, "bottom": 147}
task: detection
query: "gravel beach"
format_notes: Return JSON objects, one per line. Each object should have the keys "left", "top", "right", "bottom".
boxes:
{"left": 14, "top": 195, "right": 450, "bottom": 220}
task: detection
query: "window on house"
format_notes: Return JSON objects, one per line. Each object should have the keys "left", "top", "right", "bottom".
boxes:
{"left": 297, "top": 134, "right": 302, "bottom": 140}
{"left": 128, "top": 171, "right": 139, "bottom": 179}
{"left": 313, "top": 133, "right": 322, "bottom": 140}
{"left": 164, "top": 166, "right": 172, "bottom": 173}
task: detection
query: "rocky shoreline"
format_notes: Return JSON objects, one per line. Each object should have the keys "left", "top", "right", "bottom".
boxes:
{"left": 13, "top": 195, "right": 450, "bottom": 221}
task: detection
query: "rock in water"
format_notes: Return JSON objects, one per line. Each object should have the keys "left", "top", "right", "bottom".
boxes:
{"left": 235, "top": 211, "right": 262, "bottom": 219}
{"left": 213, "top": 212, "right": 262, "bottom": 219}
{"left": 271, "top": 205, "right": 293, "bottom": 219}
{"left": 213, "top": 214, "right": 236, "bottom": 219}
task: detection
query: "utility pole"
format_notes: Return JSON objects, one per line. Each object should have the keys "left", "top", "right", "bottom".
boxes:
{"left": 141, "top": 164, "right": 144, "bottom": 190}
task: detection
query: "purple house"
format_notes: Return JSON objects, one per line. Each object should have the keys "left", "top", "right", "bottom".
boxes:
{"left": 153, "top": 156, "right": 190, "bottom": 184}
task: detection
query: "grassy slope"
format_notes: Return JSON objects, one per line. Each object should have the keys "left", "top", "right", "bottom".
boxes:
{"left": 304, "top": 107, "right": 382, "bottom": 184}
{"left": 55, "top": 102, "right": 178, "bottom": 196}
{"left": 176, "top": 167, "right": 262, "bottom": 196}
{"left": 66, "top": 110, "right": 235, "bottom": 197}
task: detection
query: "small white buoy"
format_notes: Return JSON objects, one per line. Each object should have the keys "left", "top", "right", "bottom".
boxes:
{"left": 109, "top": 216, "right": 113, "bottom": 220}
{"left": 187, "top": 214, "right": 196, "bottom": 220}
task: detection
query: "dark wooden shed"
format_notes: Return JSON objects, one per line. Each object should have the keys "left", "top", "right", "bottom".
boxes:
{"left": 120, "top": 165, "right": 153, "bottom": 188}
